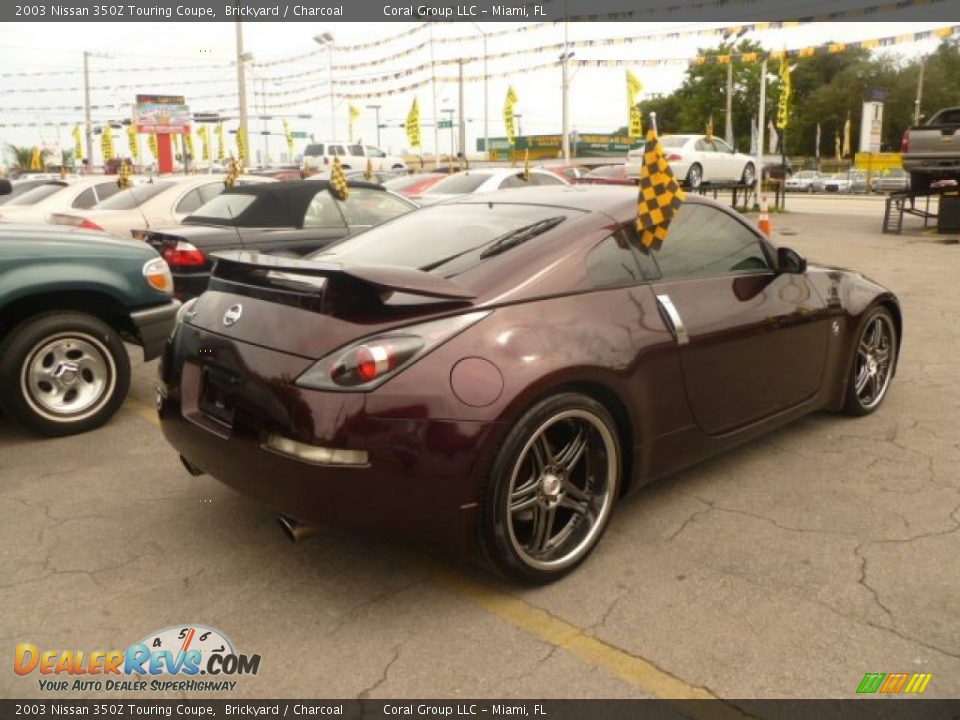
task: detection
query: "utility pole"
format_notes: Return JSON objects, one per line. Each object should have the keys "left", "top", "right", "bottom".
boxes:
{"left": 470, "top": 22, "right": 489, "bottom": 160}
{"left": 366, "top": 105, "right": 382, "bottom": 147}
{"left": 754, "top": 57, "right": 767, "bottom": 207}
{"left": 235, "top": 22, "right": 250, "bottom": 166}
{"left": 442, "top": 109, "right": 455, "bottom": 159}
{"left": 259, "top": 78, "right": 269, "bottom": 167}
{"left": 913, "top": 58, "right": 926, "bottom": 125}
{"left": 725, "top": 62, "right": 734, "bottom": 147}
{"left": 458, "top": 59, "right": 466, "bottom": 159}
{"left": 83, "top": 51, "right": 93, "bottom": 169}
{"left": 429, "top": 23, "right": 439, "bottom": 166}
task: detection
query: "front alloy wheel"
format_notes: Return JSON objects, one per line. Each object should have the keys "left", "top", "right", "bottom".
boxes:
{"left": 843, "top": 308, "right": 897, "bottom": 416}
{"left": 482, "top": 393, "right": 621, "bottom": 583}
{"left": 686, "top": 164, "right": 702, "bottom": 190}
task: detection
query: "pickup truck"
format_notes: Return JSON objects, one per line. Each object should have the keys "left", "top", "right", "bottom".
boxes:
{"left": 901, "top": 106, "right": 960, "bottom": 193}
{"left": 302, "top": 141, "right": 408, "bottom": 174}
{"left": 0, "top": 179, "right": 179, "bottom": 436}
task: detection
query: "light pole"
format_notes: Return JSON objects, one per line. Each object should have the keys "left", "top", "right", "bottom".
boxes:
{"left": 754, "top": 57, "right": 768, "bottom": 207}
{"left": 723, "top": 27, "right": 748, "bottom": 148}
{"left": 83, "top": 51, "right": 93, "bottom": 169}
{"left": 313, "top": 33, "right": 335, "bottom": 140}
{"left": 234, "top": 22, "right": 252, "bottom": 168}
{"left": 913, "top": 57, "right": 926, "bottom": 125}
{"left": 469, "top": 22, "right": 489, "bottom": 161}
{"left": 366, "top": 104, "right": 382, "bottom": 147}
{"left": 442, "top": 108, "right": 455, "bottom": 159}
{"left": 560, "top": 16, "right": 573, "bottom": 162}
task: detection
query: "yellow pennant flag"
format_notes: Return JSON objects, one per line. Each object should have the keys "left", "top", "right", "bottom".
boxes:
{"left": 522, "top": 148, "right": 530, "bottom": 181}
{"left": 348, "top": 105, "right": 360, "bottom": 143}
{"left": 834, "top": 130, "right": 841, "bottom": 161}
{"left": 117, "top": 159, "right": 133, "bottom": 189}
{"left": 504, "top": 86, "right": 518, "bottom": 146}
{"left": 776, "top": 56, "right": 791, "bottom": 130}
{"left": 101, "top": 126, "right": 115, "bottom": 162}
{"left": 842, "top": 112, "right": 851, "bottom": 157}
{"left": 235, "top": 127, "right": 248, "bottom": 166}
{"left": 626, "top": 70, "right": 643, "bottom": 138}
{"left": 183, "top": 130, "right": 195, "bottom": 162}
{"left": 282, "top": 119, "right": 294, "bottom": 158}
{"left": 72, "top": 125, "right": 84, "bottom": 161}
{"left": 30, "top": 147, "right": 43, "bottom": 171}
{"left": 330, "top": 155, "right": 349, "bottom": 201}
{"left": 126, "top": 125, "right": 139, "bottom": 159}
{"left": 197, "top": 125, "right": 211, "bottom": 161}
{"left": 635, "top": 128, "right": 686, "bottom": 250}
{"left": 406, "top": 98, "right": 421, "bottom": 149}
{"left": 365, "top": 156, "right": 373, "bottom": 181}
{"left": 215, "top": 123, "right": 226, "bottom": 162}
{"left": 148, "top": 133, "right": 159, "bottom": 160}
{"left": 705, "top": 115, "right": 714, "bottom": 143}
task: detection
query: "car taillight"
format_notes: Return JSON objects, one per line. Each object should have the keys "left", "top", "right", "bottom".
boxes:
{"left": 666, "top": 154, "right": 683, "bottom": 162}
{"left": 162, "top": 241, "right": 206, "bottom": 267}
{"left": 901, "top": 130, "right": 909, "bottom": 154}
{"left": 296, "top": 311, "right": 491, "bottom": 392}
{"left": 51, "top": 213, "right": 104, "bottom": 231}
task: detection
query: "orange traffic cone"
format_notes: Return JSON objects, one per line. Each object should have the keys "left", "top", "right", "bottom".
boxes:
{"left": 758, "top": 196, "right": 772, "bottom": 237}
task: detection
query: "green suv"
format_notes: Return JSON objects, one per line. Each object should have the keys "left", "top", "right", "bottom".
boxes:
{"left": 0, "top": 178, "right": 179, "bottom": 436}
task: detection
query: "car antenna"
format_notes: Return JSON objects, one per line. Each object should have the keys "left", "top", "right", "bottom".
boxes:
{"left": 124, "top": 175, "right": 151, "bottom": 232}
{"left": 225, "top": 202, "right": 254, "bottom": 258}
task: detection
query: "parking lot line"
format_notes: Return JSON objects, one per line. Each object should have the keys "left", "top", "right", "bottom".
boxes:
{"left": 121, "top": 396, "right": 743, "bottom": 711}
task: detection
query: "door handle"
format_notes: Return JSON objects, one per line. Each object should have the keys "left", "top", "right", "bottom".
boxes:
{"left": 656, "top": 294, "right": 690, "bottom": 346}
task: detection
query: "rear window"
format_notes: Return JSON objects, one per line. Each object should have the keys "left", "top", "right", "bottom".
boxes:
{"left": 660, "top": 137, "right": 688, "bottom": 148}
{"left": 7, "top": 182, "right": 67, "bottom": 206}
{"left": 384, "top": 174, "right": 434, "bottom": 192}
{"left": 304, "top": 143, "right": 324, "bottom": 156}
{"left": 348, "top": 145, "right": 364, "bottom": 155}
{"left": 309, "top": 202, "right": 583, "bottom": 277}
{"left": 425, "top": 172, "right": 492, "bottom": 194}
{"left": 929, "top": 108, "right": 960, "bottom": 125}
{"left": 188, "top": 193, "right": 257, "bottom": 221}
{"left": 97, "top": 181, "right": 174, "bottom": 210}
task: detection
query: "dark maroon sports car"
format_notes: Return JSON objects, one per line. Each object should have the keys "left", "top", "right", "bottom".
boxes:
{"left": 158, "top": 186, "right": 901, "bottom": 583}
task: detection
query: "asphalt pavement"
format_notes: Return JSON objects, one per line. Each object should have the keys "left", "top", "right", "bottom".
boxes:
{"left": 1, "top": 196, "right": 958, "bottom": 701}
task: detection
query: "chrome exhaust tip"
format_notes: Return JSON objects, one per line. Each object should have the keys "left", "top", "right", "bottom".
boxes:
{"left": 179, "top": 455, "right": 205, "bottom": 476}
{"left": 277, "top": 514, "right": 316, "bottom": 543}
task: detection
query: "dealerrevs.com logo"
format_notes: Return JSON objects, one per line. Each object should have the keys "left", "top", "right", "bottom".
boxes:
{"left": 14, "top": 625, "right": 261, "bottom": 692}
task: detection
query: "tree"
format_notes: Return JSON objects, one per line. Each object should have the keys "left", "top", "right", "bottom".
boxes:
{"left": 5, "top": 144, "right": 33, "bottom": 170}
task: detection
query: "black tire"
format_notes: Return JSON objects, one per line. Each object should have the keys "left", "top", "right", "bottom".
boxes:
{"left": 480, "top": 392, "right": 622, "bottom": 584}
{"left": 0, "top": 312, "right": 130, "bottom": 436}
{"left": 909, "top": 172, "right": 932, "bottom": 195}
{"left": 842, "top": 307, "right": 898, "bottom": 417}
{"left": 686, "top": 164, "right": 703, "bottom": 190}
{"left": 741, "top": 163, "right": 755, "bottom": 186}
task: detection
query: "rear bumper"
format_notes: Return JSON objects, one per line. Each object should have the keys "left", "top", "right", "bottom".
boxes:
{"left": 130, "top": 300, "right": 180, "bottom": 360}
{"left": 171, "top": 271, "right": 211, "bottom": 301}
{"left": 902, "top": 157, "right": 960, "bottom": 174}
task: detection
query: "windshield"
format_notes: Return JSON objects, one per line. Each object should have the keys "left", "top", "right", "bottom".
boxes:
{"left": 6, "top": 182, "right": 67, "bottom": 206}
{"left": 308, "top": 202, "right": 583, "bottom": 277}
{"left": 96, "top": 181, "right": 175, "bottom": 210}
{"left": 424, "top": 172, "right": 492, "bottom": 195}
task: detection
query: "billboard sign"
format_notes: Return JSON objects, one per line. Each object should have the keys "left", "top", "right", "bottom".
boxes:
{"left": 859, "top": 101, "right": 884, "bottom": 154}
{"left": 134, "top": 94, "right": 191, "bottom": 134}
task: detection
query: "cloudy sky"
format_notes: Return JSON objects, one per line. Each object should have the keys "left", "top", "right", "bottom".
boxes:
{"left": 0, "top": 18, "right": 950, "bottom": 162}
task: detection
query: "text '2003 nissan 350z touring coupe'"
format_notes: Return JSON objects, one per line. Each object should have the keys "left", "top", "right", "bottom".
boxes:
{"left": 158, "top": 186, "right": 901, "bottom": 583}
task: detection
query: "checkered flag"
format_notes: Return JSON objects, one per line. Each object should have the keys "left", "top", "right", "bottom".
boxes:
{"left": 330, "top": 156, "right": 349, "bottom": 201}
{"left": 635, "top": 128, "right": 685, "bottom": 250}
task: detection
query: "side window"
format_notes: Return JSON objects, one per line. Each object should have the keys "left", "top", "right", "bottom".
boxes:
{"left": 329, "top": 145, "right": 345, "bottom": 156}
{"left": 197, "top": 182, "right": 226, "bottom": 204}
{"left": 694, "top": 139, "right": 711, "bottom": 152}
{"left": 585, "top": 232, "right": 645, "bottom": 288}
{"left": 93, "top": 182, "right": 120, "bottom": 204}
{"left": 71, "top": 187, "right": 96, "bottom": 209}
{"left": 175, "top": 189, "right": 203, "bottom": 215}
{"left": 335, "top": 188, "right": 413, "bottom": 227}
{"left": 649, "top": 205, "right": 771, "bottom": 279}
{"left": 303, "top": 189, "right": 345, "bottom": 228}
{"left": 365, "top": 146, "right": 386, "bottom": 158}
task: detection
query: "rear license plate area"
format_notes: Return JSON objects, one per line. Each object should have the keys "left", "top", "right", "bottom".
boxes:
{"left": 199, "top": 365, "right": 240, "bottom": 427}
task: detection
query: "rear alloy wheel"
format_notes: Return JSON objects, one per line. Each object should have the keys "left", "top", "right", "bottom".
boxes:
{"left": 482, "top": 393, "right": 621, "bottom": 583}
{"left": 843, "top": 308, "right": 897, "bottom": 416}
{"left": 0, "top": 312, "right": 130, "bottom": 436}
{"left": 741, "top": 163, "right": 755, "bottom": 186}
{"left": 686, "top": 164, "right": 703, "bottom": 190}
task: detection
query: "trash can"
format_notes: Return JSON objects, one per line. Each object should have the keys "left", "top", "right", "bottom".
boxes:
{"left": 939, "top": 193, "right": 960, "bottom": 233}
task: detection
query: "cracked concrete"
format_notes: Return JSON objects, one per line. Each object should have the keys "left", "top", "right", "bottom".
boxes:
{"left": 1, "top": 198, "right": 958, "bottom": 699}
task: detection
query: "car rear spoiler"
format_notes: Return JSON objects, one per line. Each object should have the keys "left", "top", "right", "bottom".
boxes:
{"left": 210, "top": 250, "right": 476, "bottom": 301}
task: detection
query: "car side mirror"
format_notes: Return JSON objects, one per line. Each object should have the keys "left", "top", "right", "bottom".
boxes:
{"left": 0, "top": 178, "right": 12, "bottom": 196}
{"left": 777, "top": 246, "right": 807, "bottom": 274}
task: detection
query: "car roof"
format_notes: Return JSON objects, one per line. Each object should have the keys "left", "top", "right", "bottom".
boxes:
{"left": 436, "top": 184, "right": 723, "bottom": 221}
{"left": 222, "top": 179, "right": 385, "bottom": 195}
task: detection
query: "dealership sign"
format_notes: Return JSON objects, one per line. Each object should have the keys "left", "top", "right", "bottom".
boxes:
{"left": 134, "top": 94, "right": 191, "bottom": 134}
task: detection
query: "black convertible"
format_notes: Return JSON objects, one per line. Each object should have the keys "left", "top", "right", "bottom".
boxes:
{"left": 136, "top": 180, "right": 417, "bottom": 300}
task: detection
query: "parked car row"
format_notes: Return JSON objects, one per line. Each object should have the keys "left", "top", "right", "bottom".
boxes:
{"left": 784, "top": 169, "right": 909, "bottom": 194}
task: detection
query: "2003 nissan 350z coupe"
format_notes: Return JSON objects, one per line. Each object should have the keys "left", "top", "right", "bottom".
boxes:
{"left": 158, "top": 186, "right": 901, "bottom": 583}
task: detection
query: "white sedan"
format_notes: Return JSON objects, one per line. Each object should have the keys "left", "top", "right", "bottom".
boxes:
{"left": 625, "top": 135, "right": 756, "bottom": 189}
{"left": 51, "top": 174, "right": 272, "bottom": 238}
{"left": 415, "top": 167, "right": 568, "bottom": 202}
{"left": 0, "top": 176, "right": 129, "bottom": 225}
